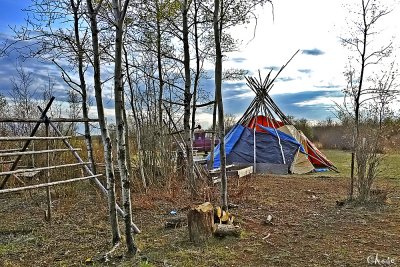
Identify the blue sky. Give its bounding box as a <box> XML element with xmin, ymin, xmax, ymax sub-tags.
<box><xmin>0</xmin><ymin>0</ymin><xmax>399</xmax><ymax>127</ymax></box>
<box><xmin>0</xmin><ymin>1</ymin><xmax>30</xmax><ymax>33</ymax></box>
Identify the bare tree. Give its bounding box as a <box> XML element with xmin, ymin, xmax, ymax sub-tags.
<box><xmin>86</xmin><ymin>0</ymin><xmax>121</xmax><ymax>246</ymax></box>
<box><xmin>340</xmin><ymin>0</ymin><xmax>397</xmax><ymax>201</ymax></box>
<box><xmin>213</xmin><ymin>0</ymin><xmax>229</xmax><ymax>209</ymax></box>
<box><xmin>111</xmin><ymin>0</ymin><xmax>137</xmax><ymax>254</ymax></box>
<box><xmin>211</xmin><ymin>0</ymin><xmax>273</xmax><ymax>209</ymax></box>
<box><xmin>9</xmin><ymin>62</ymin><xmax>39</xmax><ymax>136</ymax></box>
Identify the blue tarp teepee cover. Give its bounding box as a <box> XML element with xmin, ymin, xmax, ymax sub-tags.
<box><xmin>208</xmin><ymin>124</ymin><xmax>305</xmax><ymax>169</ymax></box>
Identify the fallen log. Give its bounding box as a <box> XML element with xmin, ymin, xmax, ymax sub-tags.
<box><xmin>213</xmin><ymin>224</ymin><xmax>241</xmax><ymax>237</ymax></box>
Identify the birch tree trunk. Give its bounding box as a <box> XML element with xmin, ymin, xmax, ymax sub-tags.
<box><xmin>112</xmin><ymin>0</ymin><xmax>137</xmax><ymax>255</ymax></box>
<box><xmin>182</xmin><ymin>0</ymin><xmax>196</xmax><ymax>196</ymax></box>
<box><xmin>71</xmin><ymin>0</ymin><xmax>96</xmax><ymax>174</ymax></box>
<box><xmin>124</xmin><ymin>49</ymin><xmax>147</xmax><ymax>190</ymax></box>
<box><xmin>86</xmin><ymin>0</ymin><xmax>121</xmax><ymax>245</ymax></box>
<box><xmin>214</xmin><ymin>0</ymin><xmax>228</xmax><ymax>210</ymax></box>
<box><xmin>155</xmin><ymin>0</ymin><xmax>164</xmax><ymax>127</ymax></box>
<box><xmin>191</xmin><ymin>0</ymin><xmax>201</xmax><ymax>135</ymax></box>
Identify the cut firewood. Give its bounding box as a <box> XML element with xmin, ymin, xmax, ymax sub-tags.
<box><xmin>187</xmin><ymin>202</ymin><xmax>214</xmax><ymax>244</ymax></box>
<box><xmin>213</xmin><ymin>224</ymin><xmax>241</xmax><ymax>237</ymax></box>
<box><xmin>214</xmin><ymin>206</ymin><xmax>234</xmax><ymax>225</ymax></box>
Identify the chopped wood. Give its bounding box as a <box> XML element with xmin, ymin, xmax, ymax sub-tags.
<box><xmin>188</xmin><ymin>202</ymin><xmax>214</xmax><ymax>243</ymax></box>
<box><xmin>214</xmin><ymin>206</ymin><xmax>234</xmax><ymax>224</ymax></box>
<box><xmin>213</xmin><ymin>224</ymin><xmax>241</xmax><ymax>237</ymax></box>
<box><xmin>164</xmin><ymin>216</ymin><xmax>187</xmax><ymax>228</ymax></box>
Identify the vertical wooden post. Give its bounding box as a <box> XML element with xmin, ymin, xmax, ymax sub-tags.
<box><xmin>45</xmin><ymin>121</ymin><xmax>52</xmax><ymax>222</ymax></box>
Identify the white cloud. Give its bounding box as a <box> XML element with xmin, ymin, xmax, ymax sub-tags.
<box><xmin>224</xmin><ymin>0</ymin><xmax>400</xmax><ymax>99</ymax></box>
<box><xmin>294</xmin><ymin>96</ymin><xmax>343</xmax><ymax>107</ymax></box>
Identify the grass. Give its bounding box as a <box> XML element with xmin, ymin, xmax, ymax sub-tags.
<box><xmin>1</xmin><ymin>149</ymin><xmax>399</xmax><ymax>266</ymax></box>
<box><xmin>314</xmin><ymin>149</ymin><xmax>400</xmax><ymax>179</ymax></box>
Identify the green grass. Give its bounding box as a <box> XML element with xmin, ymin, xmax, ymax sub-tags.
<box><xmin>320</xmin><ymin>149</ymin><xmax>400</xmax><ymax>179</ymax></box>
<box><xmin>378</xmin><ymin>153</ymin><xmax>400</xmax><ymax>179</ymax></box>
<box><xmin>0</xmin><ymin>243</ymin><xmax>17</xmax><ymax>256</ymax></box>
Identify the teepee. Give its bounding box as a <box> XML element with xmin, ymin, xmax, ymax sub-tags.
<box><xmin>208</xmin><ymin>51</ymin><xmax>338</xmax><ymax>174</ymax></box>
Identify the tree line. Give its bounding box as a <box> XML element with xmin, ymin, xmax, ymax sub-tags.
<box><xmin>1</xmin><ymin>0</ymin><xmax>273</xmax><ymax>255</ymax></box>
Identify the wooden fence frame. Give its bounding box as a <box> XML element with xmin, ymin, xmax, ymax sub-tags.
<box><xmin>0</xmin><ymin>97</ymin><xmax>140</xmax><ymax>233</ymax></box>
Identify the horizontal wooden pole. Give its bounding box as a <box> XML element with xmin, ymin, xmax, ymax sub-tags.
<box><xmin>0</xmin><ymin>161</ymin><xmax>15</xmax><ymax>164</ymax></box>
<box><xmin>0</xmin><ymin>162</ymin><xmax>91</xmax><ymax>176</ymax></box>
<box><xmin>0</xmin><ymin>136</ymin><xmax>71</xmax><ymax>141</ymax></box>
<box><xmin>0</xmin><ymin>118</ymin><xmax>99</xmax><ymax>123</ymax></box>
<box><xmin>0</xmin><ymin>148</ymin><xmax>81</xmax><ymax>158</ymax></box>
<box><xmin>0</xmin><ymin>174</ymin><xmax>103</xmax><ymax>194</ymax></box>
<box><xmin>0</xmin><ymin>148</ymin><xmax>23</xmax><ymax>153</ymax></box>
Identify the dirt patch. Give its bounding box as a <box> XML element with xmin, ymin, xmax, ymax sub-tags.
<box><xmin>1</xmin><ymin>175</ymin><xmax>399</xmax><ymax>266</ymax></box>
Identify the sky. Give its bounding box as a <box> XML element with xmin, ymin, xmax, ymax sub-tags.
<box><xmin>0</xmin><ymin>0</ymin><xmax>399</xmax><ymax>128</ymax></box>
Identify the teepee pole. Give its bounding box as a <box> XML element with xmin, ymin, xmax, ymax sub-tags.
<box><xmin>274</xmin><ymin>125</ymin><xmax>286</xmax><ymax>165</ymax></box>
<box><xmin>253</xmin><ymin>127</ymin><xmax>256</xmax><ymax>173</ymax></box>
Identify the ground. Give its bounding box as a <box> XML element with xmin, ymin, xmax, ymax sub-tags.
<box><xmin>1</xmin><ymin>150</ymin><xmax>400</xmax><ymax>267</ymax></box>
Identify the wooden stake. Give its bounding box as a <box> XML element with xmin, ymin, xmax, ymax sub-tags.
<box><xmin>45</xmin><ymin>122</ymin><xmax>52</xmax><ymax>222</ymax></box>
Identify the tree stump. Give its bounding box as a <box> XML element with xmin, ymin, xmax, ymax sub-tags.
<box><xmin>188</xmin><ymin>202</ymin><xmax>214</xmax><ymax>244</ymax></box>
